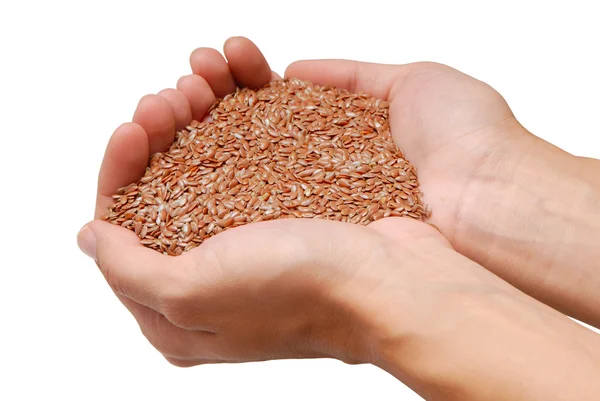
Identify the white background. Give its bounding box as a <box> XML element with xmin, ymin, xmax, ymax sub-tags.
<box><xmin>1</xmin><ymin>1</ymin><xmax>599</xmax><ymax>400</ymax></box>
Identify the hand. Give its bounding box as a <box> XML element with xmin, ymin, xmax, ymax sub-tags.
<box><xmin>83</xmin><ymin>37</ymin><xmax>478</xmax><ymax>367</ymax></box>
<box><xmin>80</xmin><ymin>208</ymin><xmax>600</xmax><ymax>400</ymax></box>
<box><xmin>80</xmin><ymin>36</ymin><xmax>424</xmax><ymax>366</ymax></box>
<box><xmin>285</xmin><ymin>59</ymin><xmax>600</xmax><ymax>327</ymax></box>
<box><xmin>287</xmin><ymin>58</ymin><xmax>518</xmax><ymax>234</ymax></box>
<box><xmin>79</xmin><ymin>37</ymin><xmax>600</xmax><ymax>400</ymax></box>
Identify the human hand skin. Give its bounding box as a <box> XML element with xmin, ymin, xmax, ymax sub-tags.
<box><xmin>285</xmin><ymin>58</ymin><xmax>600</xmax><ymax>328</ymax></box>
<box><xmin>82</xmin><ymin>214</ymin><xmax>600</xmax><ymax>400</ymax></box>
<box><xmin>78</xmin><ymin>37</ymin><xmax>600</xmax><ymax>399</ymax></box>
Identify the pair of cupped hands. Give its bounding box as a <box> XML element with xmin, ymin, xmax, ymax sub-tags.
<box><xmin>78</xmin><ymin>37</ymin><xmax>600</xmax><ymax>399</ymax></box>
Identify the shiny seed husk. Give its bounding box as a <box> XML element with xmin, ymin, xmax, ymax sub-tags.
<box><xmin>104</xmin><ymin>79</ymin><xmax>429</xmax><ymax>255</ymax></box>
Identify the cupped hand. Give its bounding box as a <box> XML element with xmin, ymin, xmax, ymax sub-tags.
<box><xmin>285</xmin><ymin>58</ymin><xmax>600</xmax><ymax>328</ymax></box>
<box><xmin>77</xmin><ymin>37</ymin><xmax>600</xmax><ymax>400</ymax></box>
<box><xmin>286</xmin><ymin>59</ymin><xmax>524</xmax><ymax>245</ymax></box>
<box><xmin>78</xmin><ymin>37</ymin><xmax>513</xmax><ymax>368</ymax></box>
<box><xmin>83</xmin><ymin>206</ymin><xmax>472</xmax><ymax>367</ymax></box>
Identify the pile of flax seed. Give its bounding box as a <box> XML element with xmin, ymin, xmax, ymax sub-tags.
<box><xmin>105</xmin><ymin>79</ymin><xmax>429</xmax><ymax>255</ymax></box>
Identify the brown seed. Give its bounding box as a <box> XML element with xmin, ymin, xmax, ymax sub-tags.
<box><xmin>216</xmin><ymin>218</ymin><xmax>234</xmax><ymax>228</ymax></box>
<box><xmin>105</xmin><ymin>79</ymin><xmax>428</xmax><ymax>255</ymax></box>
<box><xmin>134</xmin><ymin>221</ymin><xmax>142</xmax><ymax>236</ymax></box>
<box><xmin>234</xmin><ymin>215</ymin><xmax>247</xmax><ymax>223</ymax></box>
<box><xmin>397</xmin><ymin>170</ymin><xmax>409</xmax><ymax>182</ymax></box>
<box><xmin>372</xmin><ymin>211</ymin><xmax>386</xmax><ymax>221</ymax></box>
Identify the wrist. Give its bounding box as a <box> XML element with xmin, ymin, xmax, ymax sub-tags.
<box><xmin>454</xmin><ymin>122</ymin><xmax>600</xmax><ymax>326</ymax></box>
<box><xmin>363</xmin><ymin>255</ymin><xmax>600</xmax><ymax>400</ymax></box>
<box><xmin>326</xmin><ymin>228</ymin><xmax>600</xmax><ymax>400</ymax></box>
<box><xmin>333</xmin><ymin>236</ymin><xmax>506</xmax><ymax>367</ymax></box>
<box><xmin>343</xmin><ymin>245</ymin><xmax>504</xmax><ymax>398</ymax></box>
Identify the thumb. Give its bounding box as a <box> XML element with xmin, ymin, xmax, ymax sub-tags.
<box><xmin>77</xmin><ymin>220</ymin><xmax>180</xmax><ymax>310</ymax></box>
<box><xmin>284</xmin><ymin>59</ymin><xmax>414</xmax><ymax>100</ymax></box>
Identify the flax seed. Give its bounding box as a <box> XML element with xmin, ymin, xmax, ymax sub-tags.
<box><xmin>106</xmin><ymin>79</ymin><xmax>428</xmax><ymax>255</ymax></box>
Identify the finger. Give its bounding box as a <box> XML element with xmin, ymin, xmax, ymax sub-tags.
<box><xmin>158</xmin><ymin>88</ymin><xmax>193</xmax><ymax>130</ymax></box>
<box><xmin>189</xmin><ymin>47</ymin><xmax>236</xmax><ymax>98</ymax></box>
<box><xmin>118</xmin><ymin>294</ymin><xmax>220</xmax><ymax>361</ymax></box>
<box><xmin>223</xmin><ymin>36</ymin><xmax>272</xmax><ymax>89</ymax></box>
<box><xmin>176</xmin><ymin>74</ymin><xmax>216</xmax><ymax>121</ymax></box>
<box><xmin>132</xmin><ymin>94</ymin><xmax>176</xmax><ymax>154</ymax></box>
<box><xmin>95</xmin><ymin>122</ymin><xmax>149</xmax><ymax>218</ymax></box>
<box><xmin>78</xmin><ymin>220</ymin><xmax>180</xmax><ymax>311</ymax></box>
<box><xmin>285</xmin><ymin>60</ymin><xmax>413</xmax><ymax>100</ymax></box>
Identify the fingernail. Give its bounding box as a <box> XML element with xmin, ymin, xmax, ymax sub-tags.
<box><xmin>77</xmin><ymin>225</ymin><xmax>97</xmax><ymax>260</ymax></box>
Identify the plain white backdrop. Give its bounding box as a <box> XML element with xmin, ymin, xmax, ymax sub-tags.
<box><xmin>1</xmin><ymin>1</ymin><xmax>599</xmax><ymax>400</ymax></box>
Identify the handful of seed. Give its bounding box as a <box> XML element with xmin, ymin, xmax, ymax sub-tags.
<box><xmin>105</xmin><ymin>79</ymin><xmax>430</xmax><ymax>255</ymax></box>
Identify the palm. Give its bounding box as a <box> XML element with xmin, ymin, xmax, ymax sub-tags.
<box><xmin>388</xmin><ymin>63</ymin><xmax>517</xmax><ymax>238</ymax></box>
<box><xmin>170</xmin><ymin>217</ymin><xmax>439</xmax><ymax>363</ymax></box>
<box><xmin>285</xmin><ymin>60</ymin><xmax>523</xmax><ymax>243</ymax></box>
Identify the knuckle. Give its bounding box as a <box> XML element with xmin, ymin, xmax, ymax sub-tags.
<box><xmin>156</xmin><ymin>258</ymin><xmax>203</xmax><ymax>330</ymax></box>
<box><xmin>140</xmin><ymin>314</ymin><xmax>189</xmax><ymax>359</ymax></box>
<box><xmin>412</xmin><ymin>61</ymin><xmax>447</xmax><ymax>72</ymax></box>
<box><xmin>139</xmin><ymin>93</ymin><xmax>157</xmax><ymax>104</ymax></box>
<box><xmin>164</xmin><ymin>356</ymin><xmax>198</xmax><ymax>368</ymax></box>
<box><xmin>161</xmin><ymin>294</ymin><xmax>196</xmax><ymax>330</ymax></box>
<box><xmin>157</xmin><ymin>286</ymin><xmax>191</xmax><ymax>326</ymax></box>
<box><xmin>405</xmin><ymin>62</ymin><xmax>453</xmax><ymax>81</ymax></box>
<box><xmin>158</xmin><ymin>88</ymin><xmax>175</xmax><ymax>96</ymax></box>
<box><xmin>341</xmin><ymin>357</ymin><xmax>365</xmax><ymax>366</ymax></box>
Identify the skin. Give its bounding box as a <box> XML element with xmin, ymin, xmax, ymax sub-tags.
<box><xmin>79</xmin><ymin>37</ymin><xmax>600</xmax><ymax>400</ymax></box>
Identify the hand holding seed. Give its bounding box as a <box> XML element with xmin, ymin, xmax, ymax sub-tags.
<box><xmin>79</xmin><ymin>36</ymin><xmax>451</xmax><ymax>366</ymax></box>
<box><xmin>81</xmin><ymin>206</ymin><xmax>465</xmax><ymax>366</ymax></box>
<box><xmin>78</xmin><ymin>37</ymin><xmax>600</xmax><ymax>399</ymax></box>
